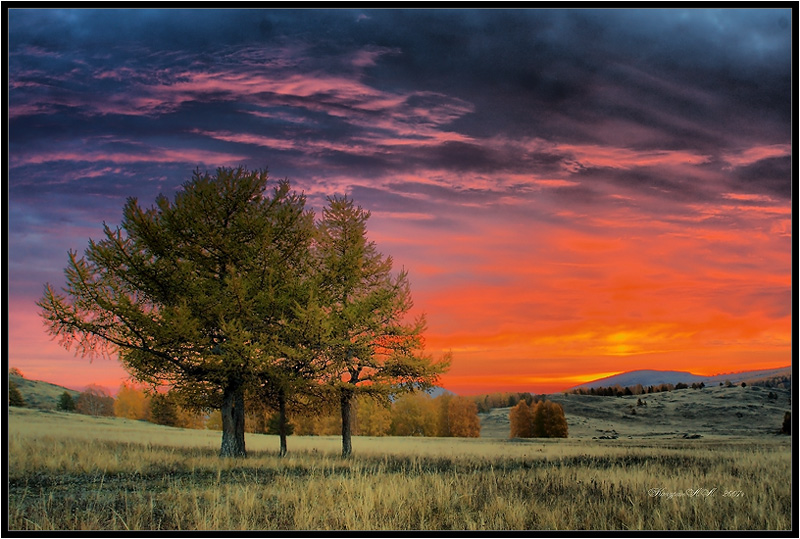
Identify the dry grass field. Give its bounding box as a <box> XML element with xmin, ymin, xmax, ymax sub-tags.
<box><xmin>7</xmin><ymin>397</ymin><xmax>792</xmax><ymax>532</ymax></box>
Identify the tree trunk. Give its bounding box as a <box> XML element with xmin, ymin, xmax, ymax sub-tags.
<box><xmin>340</xmin><ymin>386</ymin><xmax>354</xmax><ymax>458</ymax></box>
<box><xmin>220</xmin><ymin>383</ymin><xmax>247</xmax><ymax>458</ymax></box>
<box><xmin>278</xmin><ymin>387</ymin><xmax>288</xmax><ymax>458</ymax></box>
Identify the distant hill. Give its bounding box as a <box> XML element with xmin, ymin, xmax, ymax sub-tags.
<box><xmin>571</xmin><ymin>366</ymin><xmax>791</xmax><ymax>391</ymax></box>
<box><xmin>425</xmin><ymin>386</ymin><xmax>454</xmax><ymax>398</ymax></box>
<box><xmin>478</xmin><ymin>382</ymin><xmax>792</xmax><ymax>439</ymax></box>
<box><xmin>8</xmin><ymin>373</ymin><xmax>80</xmax><ymax>410</ymax></box>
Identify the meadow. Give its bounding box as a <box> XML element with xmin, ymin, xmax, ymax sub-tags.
<box><xmin>7</xmin><ymin>407</ymin><xmax>792</xmax><ymax>531</ymax></box>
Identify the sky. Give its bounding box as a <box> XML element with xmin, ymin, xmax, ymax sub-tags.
<box><xmin>6</xmin><ymin>8</ymin><xmax>794</xmax><ymax>395</ymax></box>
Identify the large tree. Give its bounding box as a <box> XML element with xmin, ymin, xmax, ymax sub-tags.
<box><xmin>38</xmin><ymin>167</ymin><xmax>311</xmax><ymax>457</ymax></box>
<box><xmin>315</xmin><ymin>196</ymin><xmax>450</xmax><ymax>457</ymax></box>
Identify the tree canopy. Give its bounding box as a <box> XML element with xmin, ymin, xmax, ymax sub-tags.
<box><xmin>39</xmin><ymin>167</ymin><xmax>449</xmax><ymax>458</ymax></box>
<box><xmin>314</xmin><ymin>196</ymin><xmax>451</xmax><ymax>456</ymax></box>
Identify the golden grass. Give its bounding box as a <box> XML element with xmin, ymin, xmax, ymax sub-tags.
<box><xmin>7</xmin><ymin>408</ymin><xmax>792</xmax><ymax>531</ymax></box>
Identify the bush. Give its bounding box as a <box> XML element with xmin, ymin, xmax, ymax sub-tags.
<box><xmin>58</xmin><ymin>391</ymin><xmax>76</xmax><ymax>412</ymax></box>
<box><xmin>8</xmin><ymin>381</ymin><xmax>25</xmax><ymax>407</ymax></box>
<box><xmin>76</xmin><ymin>386</ymin><xmax>115</xmax><ymax>417</ymax></box>
<box><xmin>509</xmin><ymin>399</ymin><xmax>568</xmax><ymax>438</ymax></box>
<box><xmin>446</xmin><ymin>396</ymin><xmax>481</xmax><ymax>437</ymax></box>
<box><xmin>509</xmin><ymin>401</ymin><xmax>533</xmax><ymax>438</ymax></box>
<box><xmin>148</xmin><ymin>393</ymin><xmax>179</xmax><ymax>426</ymax></box>
<box><xmin>781</xmin><ymin>412</ymin><xmax>790</xmax><ymax>435</ymax></box>
<box><xmin>266</xmin><ymin>413</ymin><xmax>295</xmax><ymax>436</ymax></box>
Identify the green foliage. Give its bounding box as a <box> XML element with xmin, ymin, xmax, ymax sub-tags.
<box><xmin>266</xmin><ymin>413</ymin><xmax>295</xmax><ymax>436</ymax></box>
<box><xmin>314</xmin><ymin>196</ymin><xmax>450</xmax><ymax>455</ymax></box>
<box><xmin>315</xmin><ymin>196</ymin><xmax>449</xmax><ymax>397</ymax></box>
<box><xmin>148</xmin><ymin>393</ymin><xmax>179</xmax><ymax>427</ymax></box>
<box><xmin>9</xmin><ymin>381</ymin><xmax>26</xmax><ymax>407</ymax></box>
<box><xmin>37</xmin><ymin>167</ymin><xmax>449</xmax><ymax>458</ymax></box>
<box><xmin>58</xmin><ymin>391</ymin><xmax>76</xmax><ymax>412</ymax></box>
<box><xmin>37</xmin><ymin>167</ymin><xmax>316</xmax><ymax>458</ymax></box>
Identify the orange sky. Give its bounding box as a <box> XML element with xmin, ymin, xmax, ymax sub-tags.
<box><xmin>12</xmin><ymin>175</ymin><xmax>790</xmax><ymax>397</ymax></box>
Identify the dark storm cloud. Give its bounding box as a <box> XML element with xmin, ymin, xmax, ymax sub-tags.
<box><xmin>730</xmin><ymin>156</ymin><xmax>793</xmax><ymax>200</ymax></box>
<box><xmin>348</xmin><ymin>9</ymin><xmax>791</xmax><ymax>148</ymax></box>
<box><xmin>7</xmin><ymin>8</ymin><xmax>792</xmax><ymax>228</ymax></box>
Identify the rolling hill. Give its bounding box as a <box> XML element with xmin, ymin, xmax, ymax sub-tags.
<box><xmin>8</xmin><ymin>373</ymin><xmax>80</xmax><ymax>410</ymax></box>
<box><xmin>570</xmin><ymin>366</ymin><xmax>791</xmax><ymax>390</ymax></box>
<box><xmin>479</xmin><ymin>382</ymin><xmax>792</xmax><ymax>439</ymax></box>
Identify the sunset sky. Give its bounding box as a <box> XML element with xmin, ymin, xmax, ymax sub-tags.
<box><xmin>7</xmin><ymin>8</ymin><xmax>793</xmax><ymax>395</ymax></box>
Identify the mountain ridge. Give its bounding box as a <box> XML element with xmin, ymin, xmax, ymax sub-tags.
<box><xmin>570</xmin><ymin>366</ymin><xmax>791</xmax><ymax>390</ymax></box>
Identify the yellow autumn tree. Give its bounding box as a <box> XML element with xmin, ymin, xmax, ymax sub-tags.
<box><xmin>510</xmin><ymin>399</ymin><xmax>567</xmax><ymax>438</ymax></box>
<box><xmin>447</xmin><ymin>396</ymin><xmax>480</xmax><ymax>438</ymax></box>
<box><xmin>509</xmin><ymin>400</ymin><xmax>533</xmax><ymax>438</ymax></box>
<box><xmin>389</xmin><ymin>392</ymin><xmax>438</xmax><ymax>436</ymax></box>
<box><xmin>355</xmin><ymin>396</ymin><xmax>391</xmax><ymax>436</ymax></box>
<box><xmin>114</xmin><ymin>383</ymin><xmax>150</xmax><ymax>420</ymax></box>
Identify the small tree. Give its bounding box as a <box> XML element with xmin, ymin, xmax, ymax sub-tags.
<box><xmin>510</xmin><ymin>399</ymin><xmax>568</xmax><ymax>438</ymax></box>
<box><xmin>148</xmin><ymin>392</ymin><xmax>179</xmax><ymax>426</ymax></box>
<box><xmin>781</xmin><ymin>412</ymin><xmax>791</xmax><ymax>435</ymax></box>
<box><xmin>435</xmin><ymin>393</ymin><xmax>454</xmax><ymax>437</ymax></box>
<box><xmin>8</xmin><ymin>381</ymin><xmax>25</xmax><ymax>407</ymax></box>
<box><xmin>58</xmin><ymin>391</ymin><xmax>76</xmax><ymax>412</ymax></box>
<box><xmin>266</xmin><ymin>413</ymin><xmax>295</xmax><ymax>436</ymax></box>
<box><xmin>355</xmin><ymin>395</ymin><xmax>392</xmax><ymax>436</ymax></box>
<box><xmin>447</xmin><ymin>396</ymin><xmax>481</xmax><ymax>438</ymax></box>
<box><xmin>530</xmin><ymin>401</ymin><xmax>546</xmax><ymax>436</ymax></box>
<box><xmin>509</xmin><ymin>400</ymin><xmax>533</xmax><ymax>438</ymax></box>
<box><xmin>315</xmin><ymin>196</ymin><xmax>450</xmax><ymax>456</ymax></box>
<box><xmin>114</xmin><ymin>383</ymin><xmax>150</xmax><ymax>420</ymax></box>
<box><xmin>389</xmin><ymin>392</ymin><xmax>438</xmax><ymax>437</ymax></box>
<box><xmin>540</xmin><ymin>400</ymin><xmax>569</xmax><ymax>438</ymax></box>
<box><xmin>76</xmin><ymin>385</ymin><xmax>114</xmax><ymax>416</ymax></box>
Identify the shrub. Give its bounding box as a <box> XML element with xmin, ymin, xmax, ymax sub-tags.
<box><xmin>58</xmin><ymin>391</ymin><xmax>76</xmax><ymax>412</ymax></box>
<box><xmin>148</xmin><ymin>392</ymin><xmax>179</xmax><ymax>426</ymax></box>
<box><xmin>8</xmin><ymin>381</ymin><xmax>25</xmax><ymax>407</ymax></box>
<box><xmin>75</xmin><ymin>386</ymin><xmax>115</xmax><ymax>417</ymax></box>
<box><xmin>509</xmin><ymin>399</ymin><xmax>567</xmax><ymax>438</ymax></box>
<box><xmin>509</xmin><ymin>401</ymin><xmax>533</xmax><ymax>438</ymax></box>
<box><xmin>267</xmin><ymin>413</ymin><xmax>295</xmax><ymax>436</ymax></box>
<box><xmin>781</xmin><ymin>412</ymin><xmax>790</xmax><ymax>435</ymax></box>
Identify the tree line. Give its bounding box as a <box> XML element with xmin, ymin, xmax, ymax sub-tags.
<box><xmin>569</xmin><ymin>382</ymin><xmax>708</xmax><ymax>397</ymax></box>
<box><xmin>45</xmin><ymin>382</ymin><xmax>480</xmax><ymax>438</ymax></box>
<box><xmin>38</xmin><ymin>167</ymin><xmax>451</xmax><ymax>458</ymax></box>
